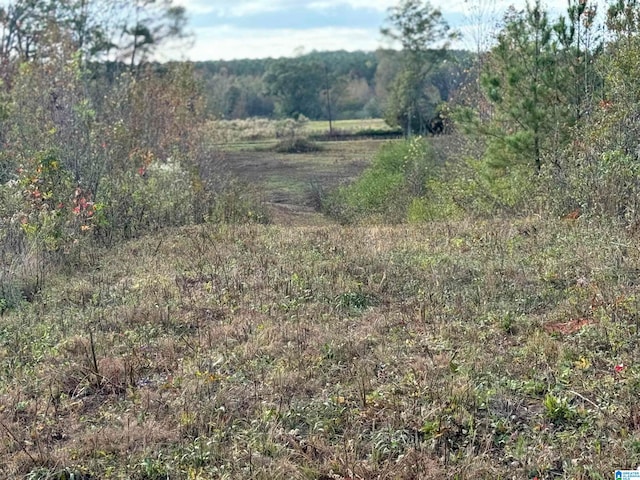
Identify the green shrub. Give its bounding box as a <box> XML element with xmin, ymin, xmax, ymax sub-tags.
<box><xmin>273</xmin><ymin>137</ymin><xmax>322</xmax><ymax>153</ymax></box>
<box><xmin>541</xmin><ymin>125</ymin><xmax>640</xmax><ymax>227</ymax></box>
<box><xmin>325</xmin><ymin>137</ymin><xmax>437</xmax><ymax>223</ymax></box>
<box><xmin>0</xmin><ymin>149</ymin><xmax>95</xmax><ymax>306</ymax></box>
<box><xmin>423</xmin><ymin>157</ymin><xmax>538</xmax><ymax>219</ymax></box>
<box><xmin>93</xmin><ymin>160</ymin><xmax>201</xmax><ymax>245</ymax></box>
<box><xmin>343</xmin><ymin>133</ymin><xmax>539</xmax><ymax>223</ymax></box>
<box><xmin>536</xmin><ymin>34</ymin><xmax>640</xmax><ymax>226</ymax></box>
<box><xmin>406</xmin><ymin>197</ymin><xmax>432</xmax><ymax>223</ymax></box>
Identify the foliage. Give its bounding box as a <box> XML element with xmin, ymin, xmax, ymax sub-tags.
<box><xmin>0</xmin><ymin>0</ymin><xmax>190</xmax><ymax>65</ymax></box>
<box><xmin>2</xmin><ymin>47</ymin><xmax>209</xmax><ymax>240</ymax></box>
<box><xmin>540</xmin><ymin>7</ymin><xmax>640</xmax><ymax>227</ymax></box>
<box><xmin>264</xmin><ymin>58</ymin><xmax>325</xmax><ymax>119</ymax></box>
<box><xmin>456</xmin><ymin>0</ymin><xmax>600</xmax><ymax>173</ymax></box>
<box><xmin>205</xmin><ymin>74</ymin><xmax>275</xmax><ymax>119</ymax></box>
<box><xmin>381</xmin><ymin>0</ymin><xmax>458</xmax><ymax>136</ymax></box>
<box><xmin>443</xmin><ymin>0</ymin><xmax>640</xmax><ymax>228</ymax></box>
<box><xmin>92</xmin><ymin>161</ymin><xmax>199</xmax><ymax>244</ymax></box>
<box><xmin>0</xmin><ymin>6</ymin><xmax>257</xmax><ymax>313</ymax></box>
<box><xmin>196</xmin><ymin>49</ymin><xmax>472</xmax><ymax>123</ymax></box>
<box><xmin>326</xmin><ymin>137</ymin><xmax>436</xmax><ymax>222</ymax></box>
<box><xmin>114</xmin><ymin>0</ymin><xmax>190</xmax><ymax>67</ymax></box>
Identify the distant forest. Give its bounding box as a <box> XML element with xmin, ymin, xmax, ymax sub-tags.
<box><xmin>192</xmin><ymin>49</ymin><xmax>474</xmax><ymax>126</ymax></box>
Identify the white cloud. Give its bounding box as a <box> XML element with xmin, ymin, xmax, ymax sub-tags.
<box><xmin>178</xmin><ymin>0</ymin><xmax>570</xmax><ymax>22</ymax></box>
<box><xmin>160</xmin><ymin>0</ymin><xmax>594</xmax><ymax>61</ymax></box>
<box><xmin>166</xmin><ymin>25</ymin><xmax>386</xmax><ymax>61</ymax></box>
<box><xmin>308</xmin><ymin>0</ymin><xmax>396</xmax><ymax>10</ymax></box>
<box><xmin>176</xmin><ymin>0</ymin><xmax>397</xmax><ymax>17</ymax></box>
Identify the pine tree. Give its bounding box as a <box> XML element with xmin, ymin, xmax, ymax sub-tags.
<box><xmin>458</xmin><ymin>0</ymin><xmax>600</xmax><ymax>173</ymax></box>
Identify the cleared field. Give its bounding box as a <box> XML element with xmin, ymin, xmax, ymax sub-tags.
<box><xmin>220</xmin><ymin>139</ymin><xmax>387</xmax><ymax>211</ymax></box>
<box><xmin>206</xmin><ymin>118</ymin><xmax>397</xmax><ymax>148</ymax></box>
<box><xmin>5</xmin><ymin>122</ymin><xmax>632</xmax><ymax>478</ymax></box>
<box><xmin>204</xmin><ymin>118</ymin><xmax>403</xmax><ymax>225</ymax></box>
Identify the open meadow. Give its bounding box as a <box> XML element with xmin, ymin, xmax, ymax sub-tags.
<box><xmin>304</xmin><ymin>119</ymin><xmax>398</xmax><ymax>135</ymax></box>
<box><xmin>4</xmin><ymin>0</ymin><xmax>640</xmax><ymax>477</ymax></box>
<box><xmin>207</xmin><ymin>118</ymin><xmax>397</xmax><ymax>225</ymax></box>
<box><xmin>209</xmin><ymin>118</ymin><xmax>459</xmax><ymax>225</ymax></box>
<box><xmin>2</xmin><ymin>123</ymin><xmax>640</xmax><ymax>479</ymax></box>
<box><xmin>221</xmin><ymin>139</ymin><xmax>381</xmax><ymax>219</ymax></box>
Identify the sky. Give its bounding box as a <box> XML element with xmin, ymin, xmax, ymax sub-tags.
<box><xmin>167</xmin><ymin>0</ymin><xmax>571</xmax><ymax>62</ymax></box>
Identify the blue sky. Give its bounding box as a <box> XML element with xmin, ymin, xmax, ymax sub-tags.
<box><xmin>166</xmin><ymin>0</ymin><xmax>571</xmax><ymax>61</ymax></box>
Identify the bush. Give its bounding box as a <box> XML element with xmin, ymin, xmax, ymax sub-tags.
<box><xmin>325</xmin><ymin>137</ymin><xmax>437</xmax><ymax>223</ymax></box>
<box><xmin>273</xmin><ymin>137</ymin><xmax>322</xmax><ymax>153</ymax></box>
<box><xmin>92</xmin><ymin>160</ymin><xmax>202</xmax><ymax>245</ymax></box>
<box><xmin>0</xmin><ymin>39</ymin><xmax>261</xmax><ymax>309</ymax></box>
<box><xmin>423</xmin><ymin>156</ymin><xmax>539</xmax><ymax>220</ymax></box>
<box><xmin>325</xmin><ymin>132</ymin><xmax>542</xmax><ymax>224</ymax></box>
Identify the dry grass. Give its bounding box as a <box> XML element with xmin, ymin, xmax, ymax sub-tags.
<box><xmin>206</xmin><ymin>118</ymin><xmax>395</xmax><ymax>148</ymax></box>
<box><xmin>1</xmin><ymin>216</ymin><xmax>640</xmax><ymax>478</ymax></box>
<box><xmin>305</xmin><ymin>119</ymin><xmax>395</xmax><ymax>134</ymax></box>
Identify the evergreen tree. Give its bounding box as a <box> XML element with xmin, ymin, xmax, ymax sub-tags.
<box><xmin>459</xmin><ymin>0</ymin><xmax>600</xmax><ymax>172</ymax></box>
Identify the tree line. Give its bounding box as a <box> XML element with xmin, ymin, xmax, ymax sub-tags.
<box><xmin>194</xmin><ymin>48</ymin><xmax>473</xmax><ymax>134</ymax></box>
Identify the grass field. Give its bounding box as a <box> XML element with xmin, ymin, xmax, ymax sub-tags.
<box><xmin>2</xmin><ymin>216</ymin><xmax>640</xmax><ymax>478</ymax></box>
<box><xmin>221</xmin><ymin>139</ymin><xmax>385</xmax><ymax>208</ymax></box>
<box><xmin>304</xmin><ymin>119</ymin><xmax>396</xmax><ymax>134</ymax></box>
<box><xmin>3</xmin><ymin>124</ymin><xmax>640</xmax><ymax>479</ymax></box>
<box><xmin>206</xmin><ymin>118</ymin><xmax>398</xmax><ymax>149</ymax></box>
<box><xmin>215</xmin><ymin>129</ymin><xmax>457</xmax><ymax>216</ymax></box>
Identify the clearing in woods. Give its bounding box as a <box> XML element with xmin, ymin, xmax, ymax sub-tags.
<box><xmin>220</xmin><ymin>137</ymin><xmax>385</xmax><ymax>225</ymax></box>
<box><xmin>216</xmin><ymin>120</ymin><xmax>460</xmax><ymax>226</ymax></box>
